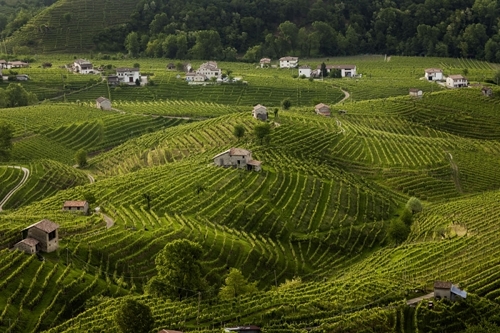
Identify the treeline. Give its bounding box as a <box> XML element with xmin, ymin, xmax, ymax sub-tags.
<box><xmin>90</xmin><ymin>0</ymin><xmax>500</xmax><ymax>62</ymax></box>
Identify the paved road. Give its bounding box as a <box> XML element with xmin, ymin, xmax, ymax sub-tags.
<box><xmin>407</xmin><ymin>292</ymin><xmax>434</xmax><ymax>306</ymax></box>
<box><xmin>0</xmin><ymin>166</ymin><xmax>30</xmax><ymax>211</ymax></box>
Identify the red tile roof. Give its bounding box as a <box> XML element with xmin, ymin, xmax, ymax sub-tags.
<box><xmin>63</xmin><ymin>201</ymin><xmax>88</xmax><ymax>208</ymax></box>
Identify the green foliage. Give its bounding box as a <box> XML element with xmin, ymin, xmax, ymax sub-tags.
<box><xmin>400</xmin><ymin>209</ymin><xmax>413</xmax><ymax>226</ymax></box>
<box><xmin>125</xmin><ymin>32</ymin><xmax>140</xmax><ymax>57</ymax></box>
<box><xmin>114</xmin><ymin>299</ymin><xmax>154</xmax><ymax>333</ymax></box>
<box><xmin>406</xmin><ymin>197</ymin><xmax>423</xmax><ymax>214</ymax></box>
<box><xmin>388</xmin><ymin>219</ymin><xmax>410</xmax><ymax>244</ymax></box>
<box><xmin>254</xmin><ymin>122</ymin><xmax>271</xmax><ymax>144</ymax></box>
<box><xmin>0</xmin><ymin>121</ymin><xmax>14</xmax><ymax>161</ymax></box>
<box><xmin>233</xmin><ymin>124</ymin><xmax>245</xmax><ymax>139</ymax></box>
<box><xmin>493</xmin><ymin>70</ymin><xmax>500</xmax><ymax>85</ymax></box>
<box><xmin>5</xmin><ymin>83</ymin><xmax>36</xmax><ymax>107</ymax></box>
<box><xmin>281</xmin><ymin>98</ymin><xmax>292</xmax><ymax>110</ymax></box>
<box><xmin>219</xmin><ymin>268</ymin><xmax>257</xmax><ymax>300</ymax></box>
<box><xmin>75</xmin><ymin>148</ymin><xmax>87</xmax><ymax>167</ymax></box>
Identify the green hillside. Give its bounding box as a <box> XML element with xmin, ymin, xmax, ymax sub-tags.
<box><xmin>0</xmin><ymin>56</ymin><xmax>499</xmax><ymax>333</ymax></box>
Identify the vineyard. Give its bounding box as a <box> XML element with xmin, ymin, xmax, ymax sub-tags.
<box><xmin>0</xmin><ymin>56</ymin><xmax>499</xmax><ymax>333</ymax></box>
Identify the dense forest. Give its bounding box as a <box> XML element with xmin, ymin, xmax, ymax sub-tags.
<box><xmin>89</xmin><ymin>0</ymin><xmax>500</xmax><ymax>62</ymax></box>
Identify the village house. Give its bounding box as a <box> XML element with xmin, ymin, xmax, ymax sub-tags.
<box><xmin>95</xmin><ymin>97</ymin><xmax>112</xmax><ymax>111</ymax></box>
<box><xmin>196</xmin><ymin>61</ymin><xmax>221</xmax><ymax>79</ymax></box>
<box><xmin>116</xmin><ymin>67</ymin><xmax>145</xmax><ymax>85</ymax></box>
<box><xmin>14</xmin><ymin>219</ymin><xmax>60</xmax><ymax>254</ymax></box>
<box><xmin>299</xmin><ymin>65</ymin><xmax>311</xmax><ymax>78</ymax></box>
<box><xmin>186</xmin><ymin>73</ymin><xmax>207</xmax><ymax>82</ymax></box>
<box><xmin>409</xmin><ymin>88</ymin><xmax>423</xmax><ymax>97</ymax></box>
<box><xmin>317</xmin><ymin>65</ymin><xmax>357</xmax><ymax>77</ymax></box>
<box><xmin>213</xmin><ymin>148</ymin><xmax>262</xmax><ymax>172</ymax></box>
<box><xmin>72</xmin><ymin>59</ymin><xmax>94</xmax><ymax>74</ymax></box>
<box><xmin>63</xmin><ymin>200</ymin><xmax>90</xmax><ymax>214</ymax></box>
<box><xmin>315</xmin><ymin>103</ymin><xmax>331</xmax><ymax>116</ymax></box>
<box><xmin>260</xmin><ymin>58</ymin><xmax>271</xmax><ymax>68</ymax></box>
<box><xmin>8</xmin><ymin>61</ymin><xmax>29</xmax><ymax>69</ymax></box>
<box><xmin>279</xmin><ymin>56</ymin><xmax>299</xmax><ymax>68</ymax></box>
<box><xmin>482</xmin><ymin>87</ymin><xmax>493</xmax><ymax>97</ymax></box>
<box><xmin>424</xmin><ymin>68</ymin><xmax>443</xmax><ymax>81</ymax></box>
<box><xmin>0</xmin><ymin>60</ymin><xmax>7</xmax><ymax>69</ymax></box>
<box><xmin>446</xmin><ymin>75</ymin><xmax>468</xmax><ymax>88</ymax></box>
<box><xmin>252</xmin><ymin>104</ymin><xmax>268</xmax><ymax>121</ymax></box>
<box><xmin>434</xmin><ymin>281</ymin><xmax>467</xmax><ymax>301</ymax></box>
<box><xmin>107</xmin><ymin>75</ymin><xmax>120</xmax><ymax>86</ymax></box>
<box><xmin>224</xmin><ymin>326</ymin><xmax>261</xmax><ymax>333</ymax></box>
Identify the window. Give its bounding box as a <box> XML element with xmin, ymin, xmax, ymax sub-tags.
<box><xmin>48</xmin><ymin>230</ymin><xmax>56</xmax><ymax>241</ymax></box>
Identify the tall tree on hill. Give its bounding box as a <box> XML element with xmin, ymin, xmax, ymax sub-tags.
<box><xmin>0</xmin><ymin>121</ymin><xmax>14</xmax><ymax>161</ymax></box>
<box><xmin>6</xmin><ymin>83</ymin><xmax>30</xmax><ymax>107</ymax></box>
<box><xmin>190</xmin><ymin>30</ymin><xmax>222</xmax><ymax>59</ymax></box>
<box><xmin>254</xmin><ymin>123</ymin><xmax>271</xmax><ymax>145</ymax></box>
<box><xmin>219</xmin><ymin>268</ymin><xmax>258</xmax><ymax>300</ymax></box>
<box><xmin>114</xmin><ymin>299</ymin><xmax>154</xmax><ymax>333</ymax></box>
<box><xmin>125</xmin><ymin>32</ymin><xmax>140</xmax><ymax>57</ymax></box>
<box><xmin>75</xmin><ymin>149</ymin><xmax>87</xmax><ymax>167</ymax></box>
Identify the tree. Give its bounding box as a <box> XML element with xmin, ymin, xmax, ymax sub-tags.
<box><xmin>114</xmin><ymin>299</ymin><xmax>154</xmax><ymax>333</ymax></box>
<box><xmin>281</xmin><ymin>98</ymin><xmax>292</xmax><ymax>110</ymax></box>
<box><xmin>406</xmin><ymin>197</ymin><xmax>423</xmax><ymax>214</ymax></box>
<box><xmin>190</xmin><ymin>30</ymin><xmax>222</xmax><ymax>59</ymax></box>
<box><xmin>6</xmin><ymin>83</ymin><xmax>30</xmax><ymax>107</ymax></box>
<box><xmin>75</xmin><ymin>149</ymin><xmax>87</xmax><ymax>167</ymax></box>
<box><xmin>63</xmin><ymin>12</ymin><xmax>71</xmax><ymax>23</ymax></box>
<box><xmin>0</xmin><ymin>121</ymin><xmax>14</xmax><ymax>161</ymax></box>
<box><xmin>0</xmin><ymin>89</ymin><xmax>8</xmax><ymax>108</ymax></box>
<box><xmin>388</xmin><ymin>219</ymin><xmax>410</xmax><ymax>245</ymax></box>
<box><xmin>233</xmin><ymin>124</ymin><xmax>246</xmax><ymax>139</ymax></box>
<box><xmin>153</xmin><ymin>239</ymin><xmax>206</xmax><ymax>300</ymax></box>
<box><xmin>274</xmin><ymin>108</ymin><xmax>279</xmax><ymax>118</ymax></box>
<box><xmin>219</xmin><ymin>268</ymin><xmax>258</xmax><ymax>300</ymax></box>
<box><xmin>125</xmin><ymin>32</ymin><xmax>140</xmax><ymax>57</ymax></box>
<box><xmin>254</xmin><ymin>123</ymin><xmax>271</xmax><ymax>144</ymax></box>
<box><xmin>400</xmin><ymin>208</ymin><xmax>413</xmax><ymax>226</ymax></box>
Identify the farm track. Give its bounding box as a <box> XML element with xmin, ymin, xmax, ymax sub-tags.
<box><xmin>446</xmin><ymin>152</ymin><xmax>463</xmax><ymax>193</ymax></box>
<box><xmin>0</xmin><ymin>166</ymin><xmax>30</xmax><ymax>211</ymax></box>
<box><xmin>338</xmin><ymin>88</ymin><xmax>351</xmax><ymax>104</ymax></box>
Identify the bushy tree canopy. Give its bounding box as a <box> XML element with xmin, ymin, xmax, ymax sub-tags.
<box><xmin>0</xmin><ymin>121</ymin><xmax>14</xmax><ymax>161</ymax></box>
<box><xmin>114</xmin><ymin>299</ymin><xmax>154</xmax><ymax>333</ymax></box>
<box><xmin>219</xmin><ymin>268</ymin><xmax>257</xmax><ymax>300</ymax></box>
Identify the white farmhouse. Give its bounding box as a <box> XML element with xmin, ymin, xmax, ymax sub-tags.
<box><xmin>260</xmin><ymin>58</ymin><xmax>271</xmax><ymax>68</ymax></box>
<box><xmin>196</xmin><ymin>61</ymin><xmax>221</xmax><ymax>79</ymax></box>
<box><xmin>333</xmin><ymin>65</ymin><xmax>357</xmax><ymax>77</ymax></box>
<box><xmin>7</xmin><ymin>61</ymin><xmax>29</xmax><ymax>69</ymax></box>
<box><xmin>213</xmin><ymin>148</ymin><xmax>262</xmax><ymax>171</ymax></box>
<box><xmin>446</xmin><ymin>75</ymin><xmax>468</xmax><ymax>88</ymax></box>
<box><xmin>116</xmin><ymin>67</ymin><xmax>141</xmax><ymax>85</ymax></box>
<box><xmin>73</xmin><ymin>59</ymin><xmax>94</xmax><ymax>74</ymax></box>
<box><xmin>95</xmin><ymin>97</ymin><xmax>112</xmax><ymax>110</ymax></box>
<box><xmin>252</xmin><ymin>104</ymin><xmax>268</xmax><ymax>121</ymax></box>
<box><xmin>298</xmin><ymin>65</ymin><xmax>311</xmax><ymax>78</ymax></box>
<box><xmin>409</xmin><ymin>88</ymin><xmax>423</xmax><ymax>97</ymax></box>
<box><xmin>279</xmin><ymin>56</ymin><xmax>299</xmax><ymax>68</ymax></box>
<box><xmin>424</xmin><ymin>68</ymin><xmax>443</xmax><ymax>81</ymax></box>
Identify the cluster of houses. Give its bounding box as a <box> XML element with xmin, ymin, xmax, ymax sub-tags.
<box><xmin>424</xmin><ymin>68</ymin><xmax>468</xmax><ymax>88</ymax></box>
<box><xmin>185</xmin><ymin>61</ymin><xmax>223</xmax><ymax>82</ymax></box>
<box><xmin>260</xmin><ymin>57</ymin><xmax>358</xmax><ymax>78</ymax></box>
<box><xmin>67</xmin><ymin>59</ymin><xmax>148</xmax><ymax>86</ymax></box>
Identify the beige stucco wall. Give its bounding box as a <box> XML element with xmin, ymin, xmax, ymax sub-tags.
<box><xmin>214</xmin><ymin>152</ymin><xmax>252</xmax><ymax>169</ymax></box>
<box><xmin>28</xmin><ymin>228</ymin><xmax>58</xmax><ymax>253</ymax></box>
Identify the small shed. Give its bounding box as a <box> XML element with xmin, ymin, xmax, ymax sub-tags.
<box><xmin>107</xmin><ymin>75</ymin><xmax>120</xmax><ymax>86</ymax></box>
<box><xmin>63</xmin><ymin>200</ymin><xmax>89</xmax><ymax>215</ymax></box>
<box><xmin>315</xmin><ymin>103</ymin><xmax>331</xmax><ymax>116</ymax></box>
<box><xmin>21</xmin><ymin>219</ymin><xmax>60</xmax><ymax>253</ymax></box>
<box><xmin>96</xmin><ymin>97</ymin><xmax>112</xmax><ymax>110</ymax></box>
<box><xmin>434</xmin><ymin>281</ymin><xmax>467</xmax><ymax>301</ymax></box>
<box><xmin>224</xmin><ymin>326</ymin><xmax>261</xmax><ymax>333</ymax></box>
<box><xmin>482</xmin><ymin>87</ymin><xmax>493</xmax><ymax>97</ymax></box>
<box><xmin>13</xmin><ymin>237</ymin><xmax>39</xmax><ymax>254</ymax></box>
<box><xmin>252</xmin><ymin>104</ymin><xmax>268</xmax><ymax>121</ymax></box>
<box><xmin>409</xmin><ymin>88</ymin><xmax>422</xmax><ymax>97</ymax></box>
<box><xmin>299</xmin><ymin>65</ymin><xmax>311</xmax><ymax>78</ymax></box>
<box><xmin>167</xmin><ymin>63</ymin><xmax>176</xmax><ymax>70</ymax></box>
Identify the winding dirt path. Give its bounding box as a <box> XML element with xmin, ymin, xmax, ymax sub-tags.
<box><xmin>337</xmin><ymin>88</ymin><xmax>350</xmax><ymax>104</ymax></box>
<box><xmin>87</xmin><ymin>173</ymin><xmax>95</xmax><ymax>184</ymax></box>
<box><xmin>0</xmin><ymin>166</ymin><xmax>30</xmax><ymax>211</ymax></box>
<box><xmin>446</xmin><ymin>152</ymin><xmax>463</xmax><ymax>193</ymax></box>
<box><xmin>103</xmin><ymin>214</ymin><xmax>115</xmax><ymax>229</ymax></box>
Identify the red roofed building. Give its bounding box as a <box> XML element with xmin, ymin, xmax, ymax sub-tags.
<box><xmin>63</xmin><ymin>200</ymin><xmax>89</xmax><ymax>214</ymax></box>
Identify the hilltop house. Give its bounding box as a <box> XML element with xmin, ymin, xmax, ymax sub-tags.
<box><xmin>252</xmin><ymin>104</ymin><xmax>268</xmax><ymax>121</ymax></box>
<box><xmin>434</xmin><ymin>281</ymin><xmax>467</xmax><ymax>301</ymax></box>
<box><xmin>299</xmin><ymin>65</ymin><xmax>311</xmax><ymax>78</ymax></box>
<box><xmin>482</xmin><ymin>87</ymin><xmax>493</xmax><ymax>97</ymax></box>
<box><xmin>116</xmin><ymin>67</ymin><xmax>145</xmax><ymax>85</ymax></box>
<box><xmin>424</xmin><ymin>68</ymin><xmax>443</xmax><ymax>81</ymax></box>
<box><xmin>409</xmin><ymin>88</ymin><xmax>423</xmax><ymax>97</ymax></box>
<box><xmin>95</xmin><ymin>97</ymin><xmax>111</xmax><ymax>110</ymax></box>
<box><xmin>213</xmin><ymin>148</ymin><xmax>262</xmax><ymax>172</ymax></box>
<box><xmin>196</xmin><ymin>61</ymin><xmax>221</xmax><ymax>79</ymax></box>
<box><xmin>315</xmin><ymin>103</ymin><xmax>331</xmax><ymax>116</ymax></box>
<box><xmin>72</xmin><ymin>59</ymin><xmax>93</xmax><ymax>74</ymax></box>
<box><xmin>14</xmin><ymin>219</ymin><xmax>60</xmax><ymax>254</ymax></box>
<box><xmin>224</xmin><ymin>326</ymin><xmax>261</xmax><ymax>333</ymax></box>
<box><xmin>260</xmin><ymin>58</ymin><xmax>271</xmax><ymax>68</ymax></box>
<box><xmin>446</xmin><ymin>75</ymin><xmax>468</xmax><ymax>88</ymax></box>
<box><xmin>279</xmin><ymin>56</ymin><xmax>299</xmax><ymax>68</ymax></box>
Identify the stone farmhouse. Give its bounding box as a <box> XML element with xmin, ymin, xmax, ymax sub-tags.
<box><xmin>299</xmin><ymin>65</ymin><xmax>311</xmax><ymax>78</ymax></box>
<box><xmin>424</xmin><ymin>68</ymin><xmax>443</xmax><ymax>81</ymax></box>
<box><xmin>63</xmin><ymin>200</ymin><xmax>90</xmax><ymax>214</ymax></box>
<box><xmin>434</xmin><ymin>281</ymin><xmax>467</xmax><ymax>301</ymax></box>
<box><xmin>72</xmin><ymin>59</ymin><xmax>94</xmax><ymax>74</ymax></box>
<box><xmin>482</xmin><ymin>87</ymin><xmax>493</xmax><ymax>97</ymax></box>
<box><xmin>14</xmin><ymin>219</ymin><xmax>60</xmax><ymax>254</ymax></box>
<box><xmin>213</xmin><ymin>148</ymin><xmax>262</xmax><ymax>172</ymax></box>
<box><xmin>95</xmin><ymin>97</ymin><xmax>112</xmax><ymax>110</ymax></box>
<box><xmin>260</xmin><ymin>58</ymin><xmax>271</xmax><ymax>68</ymax></box>
<box><xmin>279</xmin><ymin>56</ymin><xmax>299</xmax><ymax>68</ymax></box>
<box><xmin>446</xmin><ymin>75</ymin><xmax>468</xmax><ymax>88</ymax></box>
<box><xmin>252</xmin><ymin>104</ymin><xmax>268</xmax><ymax>121</ymax></box>
<box><xmin>224</xmin><ymin>326</ymin><xmax>261</xmax><ymax>333</ymax></box>
<box><xmin>116</xmin><ymin>67</ymin><xmax>147</xmax><ymax>85</ymax></box>
<box><xmin>315</xmin><ymin>103</ymin><xmax>331</xmax><ymax>116</ymax></box>
<box><xmin>196</xmin><ymin>61</ymin><xmax>222</xmax><ymax>80</ymax></box>
<box><xmin>409</xmin><ymin>88</ymin><xmax>423</xmax><ymax>97</ymax></box>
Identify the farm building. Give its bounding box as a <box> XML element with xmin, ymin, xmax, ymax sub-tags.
<box><xmin>317</xmin><ymin>64</ymin><xmax>357</xmax><ymax>77</ymax></box>
<box><xmin>63</xmin><ymin>200</ymin><xmax>90</xmax><ymax>214</ymax></box>
<box><xmin>96</xmin><ymin>97</ymin><xmax>112</xmax><ymax>110</ymax></box>
<box><xmin>224</xmin><ymin>325</ymin><xmax>261</xmax><ymax>332</ymax></box>
<box><xmin>482</xmin><ymin>87</ymin><xmax>493</xmax><ymax>97</ymax></box>
<box><xmin>184</xmin><ymin>63</ymin><xmax>193</xmax><ymax>72</ymax></box>
<box><xmin>434</xmin><ymin>281</ymin><xmax>467</xmax><ymax>301</ymax></box>
<box><xmin>107</xmin><ymin>75</ymin><xmax>120</xmax><ymax>86</ymax></box>
<box><xmin>315</xmin><ymin>103</ymin><xmax>331</xmax><ymax>116</ymax></box>
<box><xmin>13</xmin><ymin>237</ymin><xmax>39</xmax><ymax>254</ymax></box>
<box><xmin>446</xmin><ymin>75</ymin><xmax>468</xmax><ymax>88</ymax></box>
<box><xmin>213</xmin><ymin>148</ymin><xmax>262</xmax><ymax>171</ymax></box>
<box><xmin>196</xmin><ymin>61</ymin><xmax>221</xmax><ymax>79</ymax></box>
<box><xmin>299</xmin><ymin>65</ymin><xmax>311</xmax><ymax>78</ymax></box>
<box><xmin>7</xmin><ymin>61</ymin><xmax>29</xmax><ymax>69</ymax></box>
<box><xmin>16</xmin><ymin>219</ymin><xmax>60</xmax><ymax>253</ymax></box>
<box><xmin>279</xmin><ymin>56</ymin><xmax>299</xmax><ymax>68</ymax></box>
<box><xmin>167</xmin><ymin>63</ymin><xmax>176</xmax><ymax>70</ymax></box>
<box><xmin>252</xmin><ymin>104</ymin><xmax>268</xmax><ymax>121</ymax></box>
<box><xmin>424</xmin><ymin>68</ymin><xmax>443</xmax><ymax>81</ymax></box>
<box><xmin>409</xmin><ymin>88</ymin><xmax>423</xmax><ymax>97</ymax></box>
<box><xmin>72</xmin><ymin>59</ymin><xmax>93</xmax><ymax>74</ymax></box>
<box><xmin>0</xmin><ymin>60</ymin><xmax>6</xmax><ymax>69</ymax></box>
<box><xmin>186</xmin><ymin>73</ymin><xmax>207</xmax><ymax>82</ymax></box>
<box><xmin>116</xmin><ymin>67</ymin><xmax>142</xmax><ymax>85</ymax></box>
<box><xmin>260</xmin><ymin>58</ymin><xmax>271</xmax><ymax>68</ymax></box>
